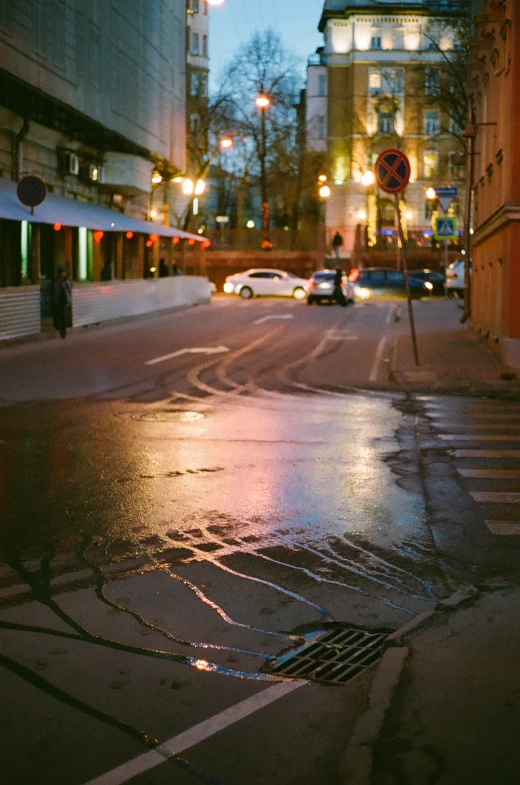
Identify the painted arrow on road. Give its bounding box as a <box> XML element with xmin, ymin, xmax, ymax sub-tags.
<box><xmin>145</xmin><ymin>345</ymin><xmax>229</xmax><ymax>366</ymax></box>
<box><xmin>254</xmin><ymin>314</ymin><xmax>294</xmax><ymax>325</ymax></box>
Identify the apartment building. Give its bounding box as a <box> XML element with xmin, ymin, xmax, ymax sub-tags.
<box><xmin>307</xmin><ymin>0</ymin><xmax>467</xmax><ymax>258</ymax></box>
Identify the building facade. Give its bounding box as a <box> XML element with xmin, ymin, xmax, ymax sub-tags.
<box><xmin>469</xmin><ymin>0</ymin><xmax>520</xmax><ymax>372</ymax></box>
<box><xmin>0</xmin><ymin>0</ymin><xmax>209</xmax><ymax>341</ymax></box>
<box><xmin>307</xmin><ymin>0</ymin><xmax>467</xmax><ymax>259</ymax></box>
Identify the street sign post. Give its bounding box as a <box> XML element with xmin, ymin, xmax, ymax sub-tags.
<box><xmin>17</xmin><ymin>175</ymin><xmax>46</xmax><ymax>215</ymax></box>
<box><xmin>374</xmin><ymin>149</ymin><xmax>419</xmax><ymax>366</ymax></box>
<box><xmin>434</xmin><ymin>186</ymin><xmax>458</xmax><ymax>214</ymax></box>
<box><xmin>434</xmin><ymin>216</ymin><xmax>457</xmax><ymax>241</ymax></box>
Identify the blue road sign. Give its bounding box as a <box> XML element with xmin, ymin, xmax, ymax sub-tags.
<box><xmin>434</xmin><ymin>187</ymin><xmax>458</xmax><ymax>197</ymax></box>
<box><xmin>434</xmin><ymin>216</ymin><xmax>457</xmax><ymax>240</ymax></box>
<box><xmin>375</xmin><ymin>149</ymin><xmax>410</xmax><ymax>194</ymax></box>
<box><xmin>17</xmin><ymin>176</ymin><xmax>46</xmax><ymax>208</ymax></box>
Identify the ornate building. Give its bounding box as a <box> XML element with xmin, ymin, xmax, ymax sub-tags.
<box><xmin>306</xmin><ymin>0</ymin><xmax>467</xmax><ymax>259</ymax></box>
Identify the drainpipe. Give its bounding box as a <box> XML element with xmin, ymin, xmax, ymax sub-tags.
<box><xmin>12</xmin><ymin>117</ymin><xmax>30</xmax><ymax>182</ymax></box>
<box><xmin>460</xmin><ymin>108</ymin><xmax>477</xmax><ymax>324</ymax></box>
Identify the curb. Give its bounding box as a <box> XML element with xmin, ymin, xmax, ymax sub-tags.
<box><xmin>339</xmin><ymin>586</ymin><xmax>481</xmax><ymax>785</ymax></box>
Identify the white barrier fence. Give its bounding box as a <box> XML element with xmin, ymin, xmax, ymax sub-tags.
<box><xmin>0</xmin><ymin>286</ymin><xmax>40</xmax><ymax>341</ymax></box>
<box><xmin>72</xmin><ymin>276</ymin><xmax>212</xmax><ymax>328</ymax></box>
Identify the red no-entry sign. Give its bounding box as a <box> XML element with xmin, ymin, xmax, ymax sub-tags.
<box><xmin>375</xmin><ymin>149</ymin><xmax>410</xmax><ymax>194</ymax></box>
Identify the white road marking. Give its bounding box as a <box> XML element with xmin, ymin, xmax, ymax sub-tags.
<box><xmin>369</xmin><ymin>336</ymin><xmax>388</xmax><ymax>382</ymax></box>
<box><xmin>254</xmin><ymin>314</ymin><xmax>294</xmax><ymax>325</ymax></box>
<box><xmin>145</xmin><ymin>346</ymin><xmax>229</xmax><ymax>367</ymax></box>
<box><xmin>82</xmin><ymin>680</ymin><xmax>307</xmax><ymax>785</ymax></box>
<box><xmin>453</xmin><ymin>450</ymin><xmax>520</xmax><ymax>458</ymax></box>
<box><xmin>325</xmin><ymin>329</ymin><xmax>358</xmax><ymax>341</ymax></box>
<box><xmin>434</xmin><ymin>423</ymin><xmax>520</xmax><ymax>431</ymax></box>
<box><xmin>486</xmin><ymin>521</ymin><xmax>520</xmax><ymax>535</ymax></box>
<box><xmin>458</xmin><ymin>469</ymin><xmax>520</xmax><ymax>479</ymax></box>
<box><xmin>439</xmin><ymin>435</ymin><xmax>520</xmax><ymax>442</ymax></box>
<box><xmin>471</xmin><ymin>491</ymin><xmax>520</xmax><ymax>503</ymax></box>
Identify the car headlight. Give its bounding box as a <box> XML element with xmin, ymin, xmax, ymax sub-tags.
<box><xmin>223</xmin><ymin>282</ymin><xmax>235</xmax><ymax>294</ymax></box>
<box><xmin>424</xmin><ymin>281</ymin><xmax>433</xmax><ymax>291</ymax></box>
<box><xmin>354</xmin><ymin>286</ymin><xmax>371</xmax><ymax>300</ymax></box>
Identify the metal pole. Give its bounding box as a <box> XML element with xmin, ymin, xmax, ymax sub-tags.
<box><xmin>395</xmin><ymin>192</ymin><xmax>420</xmax><ymax>366</ymax></box>
<box><xmin>260</xmin><ymin>107</ymin><xmax>269</xmax><ymax>248</ymax></box>
<box><xmin>461</xmin><ymin>107</ymin><xmax>477</xmax><ymax>323</ymax></box>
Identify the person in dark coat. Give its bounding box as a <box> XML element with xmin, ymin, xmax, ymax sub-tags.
<box><xmin>332</xmin><ymin>231</ymin><xmax>343</xmax><ymax>258</ymax></box>
<box><xmin>49</xmin><ymin>266</ymin><xmax>72</xmax><ymax>338</ymax></box>
<box><xmin>158</xmin><ymin>258</ymin><xmax>169</xmax><ymax>277</ymax></box>
<box><xmin>333</xmin><ymin>267</ymin><xmax>347</xmax><ymax>307</ymax></box>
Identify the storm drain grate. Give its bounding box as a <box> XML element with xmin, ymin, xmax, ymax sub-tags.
<box><xmin>264</xmin><ymin>627</ymin><xmax>388</xmax><ymax>685</ymax></box>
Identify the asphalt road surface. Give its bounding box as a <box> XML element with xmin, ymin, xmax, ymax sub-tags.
<box><xmin>1</xmin><ymin>296</ymin><xmax>519</xmax><ymax>785</ymax></box>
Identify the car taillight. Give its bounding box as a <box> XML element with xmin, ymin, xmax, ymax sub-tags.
<box><xmin>308</xmin><ymin>280</ymin><xmax>316</xmax><ymax>290</ymax></box>
<box><xmin>447</xmin><ymin>273</ymin><xmax>457</xmax><ymax>279</ymax></box>
<box><xmin>349</xmin><ymin>269</ymin><xmax>360</xmax><ymax>282</ymax></box>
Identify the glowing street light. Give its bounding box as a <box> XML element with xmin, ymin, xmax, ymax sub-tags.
<box><xmin>255</xmin><ymin>93</ymin><xmax>271</xmax><ymax>248</ymax></box>
<box><xmin>207</xmin><ymin>0</ymin><xmax>224</xmax><ymax>5</ymax></box>
<box><xmin>220</xmin><ymin>137</ymin><xmax>233</xmax><ymax>149</ymax></box>
<box><xmin>318</xmin><ymin>174</ymin><xmax>328</xmax><ymax>183</ymax></box>
<box><xmin>426</xmin><ymin>187</ymin><xmax>436</xmax><ymax>200</ymax></box>
<box><xmin>194</xmin><ymin>179</ymin><xmax>206</xmax><ymax>195</ymax></box>
<box><xmin>151</xmin><ymin>172</ymin><xmax>162</xmax><ymax>185</ymax></box>
<box><xmin>361</xmin><ymin>170</ymin><xmax>375</xmax><ymax>187</ymax></box>
<box><xmin>182</xmin><ymin>178</ymin><xmax>194</xmax><ymax>195</ymax></box>
<box><xmin>319</xmin><ymin>185</ymin><xmax>331</xmax><ymax>199</ymax></box>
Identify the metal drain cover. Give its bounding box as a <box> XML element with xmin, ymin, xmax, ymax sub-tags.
<box><xmin>264</xmin><ymin>627</ymin><xmax>388</xmax><ymax>685</ymax></box>
<box><xmin>135</xmin><ymin>410</ymin><xmax>205</xmax><ymax>422</ymax></box>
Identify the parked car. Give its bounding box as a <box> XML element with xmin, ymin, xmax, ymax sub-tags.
<box><xmin>445</xmin><ymin>259</ymin><xmax>465</xmax><ymax>298</ymax></box>
<box><xmin>408</xmin><ymin>269</ymin><xmax>445</xmax><ymax>296</ymax></box>
<box><xmin>307</xmin><ymin>270</ymin><xmax>355</xmax><ymax>305</ymax></box>
<box><xmin>223</xmin><ymin>269</ymin><xmax>308</xmax><ymax>300</ymax></box>
<box><xmin>349</xmin><ymin>268</ymin><xmax>430</xmax><ymax>299</ymax></box>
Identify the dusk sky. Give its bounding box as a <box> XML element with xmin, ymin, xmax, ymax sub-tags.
<box><xmin>209</xmin><ymin>0</ymin><xmax>325</xmax><ymax>89</ymax></box>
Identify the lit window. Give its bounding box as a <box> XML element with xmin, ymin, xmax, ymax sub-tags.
<box><xmin>369</xmin><ymin>71</ymin><xmax>381</xmax><ymax>92</ymax></box>
<box><xmin>424</xmin><ymin>111</ymin><xmax>440</xmax><ymax>136</ymax></box>
<box><xmin>371</xmin><ymin>36</ymin><xmax>382</xmax><ymax>49</ymax></box>
<box><xmin>191</xmin><ymin>32</ymin><xmax>199</xmax><ymax>56</ymax></box>
<box><xmin>423</xmin><ymin>152</ymin><xmax>438</xmax><ymax>179</ymax></box>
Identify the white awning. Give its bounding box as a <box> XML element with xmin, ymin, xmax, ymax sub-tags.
<box><xmin>0</xmin><ymin>178</ymin><xmax>206</xmax><ymax>242</ymax></box>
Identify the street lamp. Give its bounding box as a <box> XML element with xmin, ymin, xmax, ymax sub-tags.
<box><xmin>318</xmin><ymin>183</ymin><xmax>331</xmax><ymax>260</ymax></box>
<box><xmin>255</xmin><ymin>93</ymin><xmax>271</xmax><ymax>249</ymax></box>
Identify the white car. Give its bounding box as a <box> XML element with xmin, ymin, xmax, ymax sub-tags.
<box><xmin>445</xmin><ymin>260</ymin><xmax>465</xmax><ymax>298</ymax></box>
<box><xmin>223</xmin><ymin>268</ymin><xmax>308</xmax><ymax>300</ymax></box>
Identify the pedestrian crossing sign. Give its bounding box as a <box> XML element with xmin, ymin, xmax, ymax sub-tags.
<box><xmin>434</xmin><ymin>216</ymin><xmax>457</xmax><ymax>241</ymax></box>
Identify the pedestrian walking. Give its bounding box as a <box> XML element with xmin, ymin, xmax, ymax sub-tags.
<box><xmin>333</xmin><ymin>266</ymin><xmax>347</xmax><ymax>307</ymax></box>
<box><xmin>159</xmin><ymin>257</ymin><xmax>169</xmax><ymax>277</ymax></box>
<box><xmin>332</xmin><ymin>231</ymin><xmax>343</xmax><ymax>258</ymax></box>
<box><xmin>49</xmin><ymin>266</ymin><xmax>72</xmax><ymax>338</ymax></box>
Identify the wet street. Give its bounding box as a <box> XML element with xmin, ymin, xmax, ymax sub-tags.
<box><xmin>1</xmin><ymin>297</ymin><xmax>519</xmax><ymax>785</ymax></box>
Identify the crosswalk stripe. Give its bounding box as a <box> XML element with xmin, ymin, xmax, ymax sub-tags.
<box><xmin>458</xmin><ymin>469</ymin><xmax>520</xmax><ymax>479</ymax></box>
<box><xmin>470</xmin><ymin>491</ymin><xmax>520</xmax><ymax>503</ymax></box>
<box><xmin>429</xmin><ymin>413</ymin><xmax>520</xmax><ymax>421</ymax></box>
<box><xmin>433</xmin><ymin>423</ymin><xmax>520</xmax><ymax>431</ymax></box>
<box><xmin>485</xmin><ymin>521</ymin><xmax>520</xmax><ymax>536</ymax></box>
<box><xmin>439</xmin><ymin>435</ymin><xmax>520</xmax><ymax>442</ymax></box>
<box><xmin>452</xmin><ymin>450</ymin><xmax>520</xmax><ymax>458</ymax></box>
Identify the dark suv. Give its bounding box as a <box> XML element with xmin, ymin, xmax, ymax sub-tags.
<box><xmin>349</xmin><ymin>268</ymin><xmax>430</xmax><ymax>300</ymax></box>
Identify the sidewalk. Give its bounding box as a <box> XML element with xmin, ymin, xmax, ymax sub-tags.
<box><xmin>341</xmin><ymin>585</ymin><xmax>520</xmax><ymax>785</ymax></box>
<box><xmin>389</xmin><ymin>299</ymin><xmax>520</xmax><ymax>396</ymax></box>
